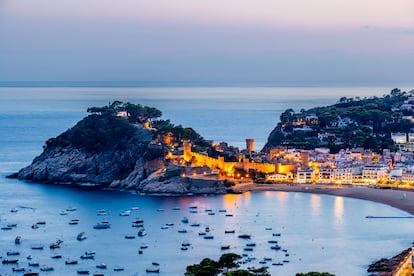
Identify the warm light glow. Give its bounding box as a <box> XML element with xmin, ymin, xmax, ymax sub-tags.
<box><xmin>334</xmin><ymin>196</ymin><xmax>344</xmax><ymax>224</ymax></box>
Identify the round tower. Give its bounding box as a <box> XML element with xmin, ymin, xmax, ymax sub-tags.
<box><xmin>246</xmin><ymin>138</ymin><xmax>254</xmax><ymax>152</ymax></box>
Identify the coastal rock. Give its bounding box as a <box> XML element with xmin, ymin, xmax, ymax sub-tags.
<box><xmin>17</xmin><ymin>123</ymin><xmax>153</xmax><ymax>186</ymax></box>
<box><xmin>139</xmin><ymin>165</ymin><xmax>228</xmax><ymax>194</ymax></box>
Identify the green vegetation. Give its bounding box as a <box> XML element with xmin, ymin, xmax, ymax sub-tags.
<box><xmin>266</xmin><ymin>88</ymin><xmax>414</xmax><ymax>152</ymax></box>
<box><xmin>45</xmin><ymin>113</ymin><xmax>138</xmax><ymax>152</ymax></box>
<box><xmin>185</xmin><ymin>253</ymin><xmax>270</xmax><ymax>276</ymax></box>
<box><xmin>45</xmin><ymin>101</ymin><xmax>209</xmax><ymax>154</ymax></box>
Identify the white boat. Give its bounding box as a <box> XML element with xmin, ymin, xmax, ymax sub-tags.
<box><xmin>96</xmin><ymin>263</ymin><xmax>107</xmax><ymax>269</ymax></box>
<box><xmin>138</xmin><ymin>228</ymin><xmax>147</xmax><ymax>236</ymax></box>
<box><xmin>65</xmin><ymin>259</ymin><xmax>78</xmax><ymax>265</ymax></box>
<box><xmin>40</xmin><ymin>266</ymin><xmax>54</xmax><ymax>271</ymax></box>
<box><xmin>93</xmin><ymin>222</ymin><xmax>111</xmax><ymax>229</ymax></box>
<box><xmin>66</xmin><ymin>207</ymin><xmax>77</xmax><ymax>212</ymax></box>
<box><xmin>77</xmin><ymin>232</ymin><xmax>88</xmax><ymax>241</ymax></box>
<box><xmin>119</xmin><ymin>210</ymin><xmax>131</xmax><ymax>216</ymax></box>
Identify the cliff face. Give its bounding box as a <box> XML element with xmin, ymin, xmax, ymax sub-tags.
<box><xmin>14</xmin><ymin>112</ymin><xmax>228</xmax><ymax>194</ymax></box>
<box><xmin>17</xmin><ymin>125</ymin><xmax>153</xmax><ymax>186</ymax></box>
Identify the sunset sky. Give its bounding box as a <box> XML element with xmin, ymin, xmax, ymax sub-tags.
<box><xmin>1</xmin><ymin>0</ymin><xmax>413</xmax><ymax>85</ymax></box>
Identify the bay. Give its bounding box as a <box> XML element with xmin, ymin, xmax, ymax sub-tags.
<box><xmin>1</xmin><ymin>85</ymin><xmax>413</xmax><ymax>275</ymax></box>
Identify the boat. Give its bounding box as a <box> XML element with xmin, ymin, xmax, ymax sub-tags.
<box><xmin>208</xmin><ymin>212</ymin><xmax>215</xmax><ymax>215</ymax></box>
<box><xmin>7</xmin><ymin>250</ymin><xmax>20</xmax><ymax>256</ymax></box>
<box><xmin>15</xmin><ymin>236</ymin><xmax>22</xmax><ymax>244</ymax></box>
<box><xmin>181</xmin><ymin>242</ymin><xmax>191</xmax><ymax>247</ymax></box>
<box><xmin>60</xmin><ymin>210</ymin><xmax>68</xmax><ymax>215</ymax></box>
<box><xmin>205</xmin><ymin>227</ymin><xmax>210</xmax><ymax>232</ymax></box>
<box><xmin>224</xmin><ymin>230</ymin><xmax>235</xmax><ymax>234</ymax></box>
<box><xmin>2</xmin><ymin>258</ymin><xmax>18</xmax><ymax>264</ymax></box>
<box><xmin>132</xmin><ymin>222</ymin><xmax>144</xmax><ymax>227</ymax></box>
<box><xmin>203</xmin><ymin>235</ymin><xmax>214</xmax><ymax>239</ymax></box>
<box><xmin>244</xmin><ymin>247</ymin><xmax>253</xmax><ymax>251</ymax></box>
<box><xmin>270</xmin><ymin>245</ymin><xmax>281</xmax><ymax>250</ymax></box>
<box><xmin>125</xmin><ymin>235</ymin><xmax>136</xmax><ymax>239</ymax></box>
<box><xmin>181</xmin><ymin>217</ymin><xmax>189</xmax><ymax>223</ymax></box>
<box><xmin>80</xmin><ymin>253</ymin><xmax>95</xmax><ymax>259</ymax></box>
<box><xmin>10</xmin><ymin>207</ymin><xmax>18</xmax><ymax>213</ymax></box>
<box><xmin>36</xmin><ymin>221</ymin><xmax>46</xmax><ymax>225</ymax></box>
<box><xmin>77</xmin><ymin>232</ymin><xmax>88</xmax><ymax>241</ymax></box>
<box><xmin>190</xmin><ymin>223</ymin><xmax>200</xmax><ymax>227</ymax></box>
<box><xmin>96</xmin><ymin>263</ymin><xmax>107</xmax><ymax>269</ymax></box>
<box><xmin>140</xmin><ymin>244</ymin><xmax>149</xmax><ymax>249</ymax></box>
<box><xmin>152</xmin><ymin>262</ymin><xmax>160</xmax><ymax>266</ymax></box>
<box><xmin>113</xmin><ymin>266</ymin><xmax>124</xmax><ymax>271</ymax></box>
<box><xmin>225</xmin><ymin>214</ymin><xmax>233</xmax><ymax>217</ymax></box>
<box><xmin>50</xmin><ymin>242</ymin><xmax>61</xmax><ymax>249</ymax></box>
<box><xmin>181</xmin><ymin>246</ymin><xmax>188</xmax><ymax>251</ymax></box>
<box><xmin>66</xmin><ymin>206</ymin><xmax>77</xmax><ymax>211</ymax></box>
<box><xmin>138</xmin><ymin>228</ymin><xmax>147</xmax><ymax>236</ymax></box>
<box><xmin>272</xmin><ymin>233</ymin><xmax>281</xmax><ymax>236</ymax></box>
<box><xmin>29</xmin><ymin>261</ymin><xmax>39</xmax><ymax>267</ymax></box>
<box><xmin>93</xmin><ymin>222</ymin><xmax>111</xmax><ymax>229</ymax></box>
<box><xmin>69</xmin><ymin>220</ymin><xmax>79</xmax><ymax>225</ymax></box>
<box><xmin>40</xmin><ymin>266</ymin><xmax>54</xmax><ymax>271</ymax></box>
<box><xmin>23</xmin><ymin>270</ymin><xmax>39</xmax><ymax>276</ymax></box>
<box><xmin>221</xmin><ymin>245</ymin><xmax>230</xmax><ymax>250</ymax></box>
<box><xmin>198</xmin><ymin>232</ymin><xmax>206</xmax><ymax>236</ymax></box>
<box><xmin>160</xmin><ymin>225</ymin><xmax>168</xmax><ymax>229</ymax></box>
<box><xmin>119</xmin><ymin>210</ymin><xmax>131</xmax><ymax>216</ymax></box>
<box><xmin>133</xmin><ymin>218</ymin><xmax>144</xmax><ymax>224</ymax></box>
<box><xmin>31</xmin><ymin>224</ymin><xmax>39</xmax><ymax>229</ymax></box>
<box><xmin>177</xmin><ymin>229</ymin><xmax>187</xmax><ymax>233</ymax></box>
<box><xmin>268</xmin><ymin>240</ymin><xmax>278</xmax><ymax>244</ymax></box>
<box><xmin>265</xmin><ymin>227</ymin><xmax>272</xmax><ymax>230</ymax></box>
<box><xmin>1</xmin><ymin>226</ymin><xmax>12</xmax><ymax>230</ymax></box>
<box><xmin>219</xmin><ymin>209</ymin><xmax>227</xmax><ymax>212</ymax></box>
<box><xmin>77</xmin><ymin>269</ymin><xmax>90</xmax><ymax>274</ymax></box>
<box><xmin>166</xmin><ymin>223</ymin><xmax>174</xmax><ymax>226</ymax></box>
<box><xmin>246</xmin><ymin>243</ymin><xmax>256</xmax><ymax>247</ymax></box>
<box><xmin>7</xmin><ymin>223</ymin><xmax>17</xmax><ymax>227</ymax></box>
<box><xmin>31</xmin><ymin>245</ymin><xmax>44</xmax><ymax>250</ymax></box>
<box><xmin>157</xmin><ymin>208</ymin><xmax>164</xmax><ymax>212</ymax></box>
<box><xmin>51</xmin><ymin>254</ymin><xmax>62</xmax><ymax>259</ymax></box>
<box><xmin>65</xmin><ymin>259</ymin><xmax>78</xmax><ymax>265</ymax></box>
<box><xmin>13</xmin><ymin>267</ymin><xmax>25</xmax><ymax>272</ymax></box>
<box><xmin>93</xmin><ymin>273</ymin><xmax>104</xmax><ymax>276</ymax></box>
<box><xmin>238</xmin><ymin>234</ymin><xmax>251</xmax><ymax>239</ymax></box>
<box><xmin>146</xmin><ymin>268</ymin><xmax>160</xmax><ymax>273</ymax></box>
<box><xmin>264</xmin><ymin>257</ymin><xmax>272</xmax><ymax>261</ymax></box>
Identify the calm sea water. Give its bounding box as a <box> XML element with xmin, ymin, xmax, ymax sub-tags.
<box><xmin>1</xmin><ymin>86</ymin><xmax>414</xmax><ymax>275</ymax></box>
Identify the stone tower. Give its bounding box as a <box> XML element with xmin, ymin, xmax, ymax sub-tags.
<box><xmin>246</xmin><ymin>138</ymin><xmax>254</xmax><ymax>152</ymax></box>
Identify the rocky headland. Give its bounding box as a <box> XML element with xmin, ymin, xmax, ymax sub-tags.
<box><xmin>10</xmin><ymin>101</ymin><xmax>229</xmax><ymax>194</ymax></box>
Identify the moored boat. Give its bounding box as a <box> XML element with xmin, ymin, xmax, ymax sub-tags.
<box><xmin>15</xmin><ymin>236</ymin><xmax>22</xmax><ymax>244</ymax></box>
<box><xmin>138</xmin><ymin>228</ymin><xmax>147</xmax><ymax>236</ymax></box>
<box><xmin>96</xmin><ymin>263</ymin><xmax>107</xmax><ymax>269</ymax></box>
<box><xmin>2</xmin><ymin>258</ymin><xmax>18</xmax><ymax>264</ymax></box>
<box><xmin>77</xmin><ymin>269</ymin><xmax>90</xmax><ymax>274</ymax></box>
<box><xmin>146</xmin><ymin>268</ymin><xmax>160</xmax><ymax>273</ymax></box>
<box><xmin>13</xmin><ymin>267</ymin><xmax>26</xmax><ymax>272</ymax></box>
<box><xmin>93</xmin><ymin>222</ymin><xmax>111</xmax><ymax>229</ymax></box>
<box><xmin>65</xmin><ymin>259</ymin><xmax>78</xmax><ymax>265</ymax></box>
<box><xmin>7</xmin><ymin>250</ymin><xmax>20</xmax><ymax>256</ymax></box>
<box><xmin>238</xmin><ymin>234</ymin><xmax>251</xmax><ymax>239</ymax></box>
<box><xmin>23</xmin><ymin>270</ymin><xmax>39</xmax><ymax>276</ymax></box>
<box><xmin>40</xmin><ymin>265</ymin><xmax>54</xmax><ymax>271</ymax></box>
<box><xmin>77</xmin><ymin>232</ymin><xmax>88</xmax><ymax>241</ymax></box>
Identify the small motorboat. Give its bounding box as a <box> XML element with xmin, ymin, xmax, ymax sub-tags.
<box><xmin>23</xmin><ymin>270</ymin><xmax>39</xmax><ymax>276</ymax></box>
<box><xmin>146</xmin><ymin>268</ymin><xmax>160</xmax><ymax>273</ymax></box>
<box><xmin>125</xmin><ymin>235</ymin><xmax>136</xmax><ymax>239</ymax></box>
<box><xmin>77</xmin><ymin>232</ymin><xmax>88</xmax><ymax>241</ymax></box>
<box><xmin>177</xmin><ymin>229</ymin><xmax>187</xmax><ymax>234</ymax></box>
<box><xmin>65</xmin><ymin>259</ymin><xmax>78</xmax><ymax>265</ymax></box>
<box><xmin>13</xmin><ymin>267</ymin><xmax>26</xmax><ymax>272</ymax></box>
<box><xmin>224</xmin><ymin>230</ymin><xmax>235</xmax><ymax>234</ymax></box>
<box><xmin>238</xmin><ymin>234</ymin><xmax>251</xmax><ymax>239</ymax></box>
<box><xmin>96</xmin><ymin>263</ymin><xmax>107</xmax><ymax>269</ymax></box>
<box><xmin>15</xmin><ymin>236</ymin><xmax>22</xmax><ymax>244</ymax></box>
<box><xmin>93</xmin><ymin>222</ymin><xmax>111</xmax><ymax>229</ymax></box>
<box><xmin>221</xmin><ymin>245</ymin><xmax>230</xmax><ymax>250</ymax></box>
<box><xmin>29</xmin><ymin>261</ymin><xmax>39</xmax><ymax>267</ymax></box>
<box><xmin>203</xmin><ymin>235</ymin><xmax>214</xmax><ymax>240</ymax></box>
<box><xmin>31</xmin><ymin>245</ymin><xmax>44</xmax><ymax>250</ymax></box>
<box><xmin>138</xmin><ymin>228</ymin><xmax>147</xmax><ymax>236</ymax></box>
<box><xmin>7</xmin><ymin>250</ymin><xmax>20</xmax><ymax>256</ymax></box>
<box><xmin>66</xmin><ymin>206</ymin><xmax>77</xmax><ymax>212</ymax></box>
<box><xmin>2</xmin><ymin>258</ymin><xmax>18</xmax><ymax>264</ymax></box>
<box><xmin>119</xmin><ymin>210</ymin><xmax>131</xmax><ymax>216</ymax></box>
<box><xmin>181</xmin><ymin>217</ymin><xmax>189</xmax><ymax>223</ymax></box>
<box><xmin>51</xmin><ymin>254</ymin><xmax>62</xmax><ymax>259</ymax></box>
<box><xmin>113</xmin><ymin>266</ymin><xmax>124</xmax><ymax>271</ymax></box>
<box><xmin>77</xmin><ymin>269</ymin><xmax>90</xmax><ymax>274</ymax></box>
<box><xmin>40</xmin><ymin>266</ymin><xmax>54</xmax><ymax>271</ymax></box>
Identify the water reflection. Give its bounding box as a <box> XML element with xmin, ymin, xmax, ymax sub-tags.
<box><xmin>310</xmin><ymin>194</ymin><xmax>321</xmax><ymax>217</ymax></box>
<box><xmin>334</xmin><ymin>196</ymin><xmax>345</xmax><ymax>226</ymax></box>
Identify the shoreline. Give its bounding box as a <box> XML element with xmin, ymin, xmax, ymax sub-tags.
<box><xmin>234</xmin><ymin>183</ymin><xmax>414</xmax><ymax>216</ymax></box>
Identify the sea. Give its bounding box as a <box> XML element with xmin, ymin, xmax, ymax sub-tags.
<box><xmin>1</xmin><ymin>85</ymin><xmax>414</xmax><ymax>276</ymax></box>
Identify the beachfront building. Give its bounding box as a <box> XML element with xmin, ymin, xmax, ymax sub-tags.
<box><xmin>296</xmin><ymin>168</ymin><xmax>314</xmax><ymax>184</ymax></box>
<box><xmin>362</xmin><ymin>165</ymin><xmax>389</xmax><ymax>184</ymax></box>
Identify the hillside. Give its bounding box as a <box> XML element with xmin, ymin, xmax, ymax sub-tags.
<box><xmin>263</xmin><ymin>88</ymin><xmax>414</xmax><ymax>153</ymax></box>
<box><xmin>12</xmin><ymin>101</ymin><xmax>226</xmax><ymax>193</ymax></box>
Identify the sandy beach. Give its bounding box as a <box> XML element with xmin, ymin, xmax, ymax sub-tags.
<box><xmin>235</xmin><ymin>183</ymin><xmax>414</xmax><ymax>216</ymax></box>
